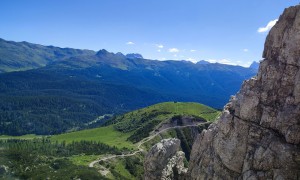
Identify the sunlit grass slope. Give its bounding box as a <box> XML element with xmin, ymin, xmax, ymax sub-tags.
<box><xmin>109</xmin><ymin>101</ymin><xmax>220</xmax><ymax>132</ymax></box>
<box><xmin>0</xmin><ymin>134</ymin><xmax>41</xmax><ymax>140</ymax></box>
<box><xmin>51</xmin><ymin>125</ymin><xmax>135</xmax><ymax>149</ymax></box>
<box><xmin>50</xmin><ymin>102</ymin><xmax>220</xmax><ymax>148</ymax></box>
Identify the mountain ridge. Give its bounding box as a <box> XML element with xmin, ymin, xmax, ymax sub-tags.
<box><xmin>0</xmin><ymin>38</ymin><xmax>95</xmax><ymax>73</ymax></box>
<box><xmin>0</xmin><ymin>38</ymin><xmax>256</xmax><ymax>136</ymax></box>
<box><xmin>0</xmin><ymin>38</ymin><xmax>254</xmax><ymax>73</ymax></box>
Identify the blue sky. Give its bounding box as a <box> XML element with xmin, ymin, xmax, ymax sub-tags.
<box><xmin>0</xmin><ymin>0</ymin><xmax>299</xmax><ymax>67</ymax></box>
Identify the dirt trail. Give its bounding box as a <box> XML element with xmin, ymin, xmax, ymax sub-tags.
<box><xmin>88</xmin><ymin>122</ymin><xmax>209</xmax><ymax>168</ymax></box>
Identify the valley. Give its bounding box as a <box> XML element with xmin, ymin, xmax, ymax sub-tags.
<box><xmin>89</xmin><ymin>121</ymin><xmax>211</xmax><ymax>177</ymax></box>
<box><xmin>1</xmin><ymin>1</ymin><xmax>300</xmax><ymax>180</ymax></box>
<box><xmin>0</xmin><ymin>38</ymin><xmax>253</xmax><ymax>179</ymax></box>
<box><xmin>0</xmin><ymin>102</ymin><xmax>220</xmax><ymax>179</ymax></box>
<box><xmin>0</xmin><ymin>38</ymin><xmax>256</xmax><ymax>136</ymax></box>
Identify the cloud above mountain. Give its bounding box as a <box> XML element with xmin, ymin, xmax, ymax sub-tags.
<box><xmin>258</xmin><ymin>19</ymin><xmax>278</xmax><ymax>33</ymax></box>
<box><xmin>168</xmin><ymin>48</ymin><xmax>179</xmax><ymax>53</ymax></box>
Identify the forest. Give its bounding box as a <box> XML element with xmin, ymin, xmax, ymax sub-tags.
<box><xmin>0</xmin><ymin>138</ymin><xmax>128</xmax><ymax>179</ymax></box>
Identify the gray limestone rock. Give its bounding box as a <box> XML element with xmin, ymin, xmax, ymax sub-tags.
<box><xmin>144</xmin><ymin>138</ymin><xmax>187</xmax><ymax>180</ymax></box>
<box><xmin>188</xmin><ymin>5</ymin><xmax>300</xmax><ymax>180</ymax></box>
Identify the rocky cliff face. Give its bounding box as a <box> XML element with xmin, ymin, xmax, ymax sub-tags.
<box><xmin>188</xmin><ymin>5</ymin><xmax>300</xmax><ymax>179</ymax></box>
<box><xmin>144</xmin><ymin>138</ymin><xmax>187</xmax><ymax>180</ymax></box>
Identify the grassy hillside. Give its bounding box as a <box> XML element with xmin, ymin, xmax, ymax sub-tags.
<box><xmin>108</xmin><ymin>102</ymin><xmax>220</xmax><ymax>143</ymax></box>
<box><xmin>1</xmin><ymin>102</ymin><xmax>220</xmax><ymax>179</ymax></box>
<box><xmin>51</xmin><ymin>102</ymin><xmax>220</xmax><ymax>148</ymax></box>
<box><xmin>0</xmin><ymin>134</ymin><xmax>41</xmax><ymax>140</ymax></box>
<box><xmin>4</xmin><ymin>102</ymin><xmax>219</xmax><ymax>150</ymax></box>
<box><xmin>51</xmin><ymin>125</ymin><xmax>135</xmax><ymax>149</ymax></box>
<box><xmin>0</xmin><ymin>38</ymin><xmax>95</xmax><ymax>73</ymax></box>
<box><xmin>109</xmin><ymin>102</ymin><xmax>219</xmax><ymax>128</ymax></box>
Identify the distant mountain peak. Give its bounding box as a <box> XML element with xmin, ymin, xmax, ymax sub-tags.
<box><xmin>116</xmin><ymin>52</ymin><xmax>124</xmax><ymax>55</ymax></box>
<box><xmin>116</xmin><ymin>52</ymin><xmax>126</xmax><ymax>58</ymax></box>
<box><xmin>196</xmin><ymin>60</ymin><xmax>210</xmax><ymax>65</ymax></box>
<box><xmin>96</xmin><ymin>50</ymin><xmax>126</xmax><ymax>59</ymax></box>
<box><xmin>249</xmin><ymin>61</ymin><xmax>259</xmax><ymax>69</ymax></box>
<box><xmin>96</xmin><ymin>49</ymin><xmax>109</xmax><ymax>56</ymax></box>
<box><xmin>126</xmin><ymin>53</ymin><xmax>143</xmax><ymax>59</ymax></box>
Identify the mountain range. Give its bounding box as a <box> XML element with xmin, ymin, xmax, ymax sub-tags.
<box><xmin>0</xmin><ymin>38</ymin><xmax>257</xmax><ymax>135</ymax></box>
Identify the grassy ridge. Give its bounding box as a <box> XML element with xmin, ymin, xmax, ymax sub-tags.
<box><xmin>109</xmin><ymin>102</ymin><xmax>220</xmax><ymax>142</ymax></box>
<box><xmin>51</xmin><ymin>102</ymin><xmax>220</xmax><ymax>149</ymax></box>
<box><xmin>3</xmin><ymin>102</ymin><xmax>219</xmax><ymax>150</ymax></box>
<box><xmin>50</xmin><ymin>125</ymin><xmax>135</xmax><ymax>149</ymax></box>
<box><xmin>110</xmin><ymin>102</ymin><xmax>219</xmax><ymax>131</ymax></box>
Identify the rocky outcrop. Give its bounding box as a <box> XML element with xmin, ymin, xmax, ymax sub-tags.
<box><xmin>188</xmin><ymin>5</ymin><xmax>300</xmax><ymax>180</ymax></box>
<box><xmin>161</xmin><ymin>151</ymin><xmax>187</xmax><ymax>180</ymax></box>
<box><xmin>144</xmin><ymin>138</ymin><xmax>187</xmax><ymax>180</ymax></box>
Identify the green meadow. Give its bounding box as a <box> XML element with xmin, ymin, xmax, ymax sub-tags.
<box><xmin>0</xmin><ymin>134</ymin><xmax>41</xmax><ymax>140</ymax></box>
<box><xmin>50</xmin><ymin>125</ymin><xmax>135</xmax><ymax>149</ymax></box>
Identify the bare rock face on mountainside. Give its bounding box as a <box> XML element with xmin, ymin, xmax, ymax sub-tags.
<box><xmin>144</xmin><ymin>138</ymin><xmax>187</xmax><ymax>180</ymax></box>
<box><xmin>187</xmin><ymin>5</ymin><xmax>300</xmax><ymax>179</ymax></box>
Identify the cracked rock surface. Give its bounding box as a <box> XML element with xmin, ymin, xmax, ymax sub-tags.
<box><xmin>188</xmin><ymin>5</ymin><xmax>300</xmax><ymax>180</ymax></box>
<box><xmin>144</xmin><ymin>138</ymin><xmax>187</xmax><ymax>180</ymax></box>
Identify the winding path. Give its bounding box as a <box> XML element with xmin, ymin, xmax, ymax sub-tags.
<box><xmin>88</xmin><ymin>122</ymin><xmax>209</xmax><ymax>168</ymax></box>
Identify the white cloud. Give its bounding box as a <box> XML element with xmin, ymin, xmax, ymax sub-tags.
<box><xmin>207</xmin><ymin>59</ymin><xmax>253</xmax><ymax>67</ymax></box>
<box><xmin>187</xmin><ymin>58</ymin><xmax>198</xmax><ymax>63</ymax></box>
<box><xmin>168</xmin><ymin>48</ymin><xmax>179</xmax><ymax>53</ymax></box>
<box><xmin>257</xmin><ymin>19</ymin><xmax>278</xmax><ymax>33</ymax></box>
<box><xmin>190</xmin><ymin>49</ymin><xmax>197</xmax><ymax>52</ymax></box>
<box><xmin>126</xmin><ymin>41</ymin><xmax>135</xmax><ymax>45</ymax></box>
<box><xmin>207</xmin><ymin>59</ymin><xmax>237</xmax><ymax>66</ymax></box>
<box><xmin>173</xmin><ymin>54</ymin><xmax>178</xmax><ymax>57</ymax></box>
<box><xmin>207</xmin><ymin>59</ymin><xmax>217</xmax><ymax>63</ymax></box>
<box><xmin>243</xmin><ymin>49</ymin><xmax>249</xmax><ymax>52</ymax></box>
<box><xmin>157</xmin><ymin>49</ymin><xmax>161</xmax><ymax>52</ymax></box>
<box><xmin>244</xmin><ymin>61</ymin><xmax>252</xmax><ymax>67</ymax></box>
<box><xmin>156</xmin><ymin>44</ymin><xmax>164</xmax><ymax>49</ymax></box>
